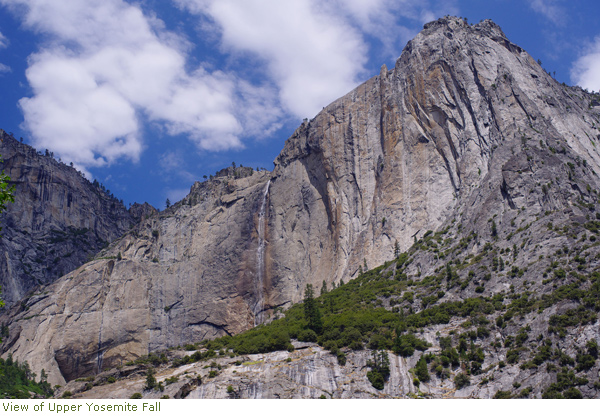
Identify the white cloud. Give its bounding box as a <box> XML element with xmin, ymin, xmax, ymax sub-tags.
<box><xmin>0</xmin><ymin>0</ymin><xmax>261</xmax><ymax>169</ymax></box>
<box><xmin>177</xmin><ymin>0</ymin><xmax>368</xmax><ymax>119</ymax></box>
<box><xmin>528</xmin><ymin>0</ymin><xmax>565</xmax><ymax>25</ymax></box>
<box><xmin>2</xmin><ymin>0</ymin><xmax>458</xmax><ymax>171</ymax></box>
<box><xmin>0</xmin><ymin>30</ymin><xmax>9</xmax><ymax>71</ymax></box>
<box><xmin>0</xmin><ymin>30</ymin><xmax>8</xmax><ymax>49</ymax></box>
<box><xmin>571</xmin><ymin>36</ymin><xmax>600</xmax><ymax>92</ymax></box>
<box><xmin>176</xmin><ymin>0</ymin><xmax>458</xmax><ymax>119</ymax></box>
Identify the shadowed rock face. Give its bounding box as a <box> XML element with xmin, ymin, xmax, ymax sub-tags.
<box><xmin>0</xmin><ymin>131</ymin><xmax>139</xmax><ymax>307</ymax></box>
<box><xmin>2</xmin><ymin>17</ymin><xmax>600</xmax><ymax>386</ymax></box>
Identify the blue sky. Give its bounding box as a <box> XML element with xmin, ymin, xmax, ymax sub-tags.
<box><xmin>1</xmin><ymin>0</ymin><xmax>600</xmax><ymax>210</ymax></box>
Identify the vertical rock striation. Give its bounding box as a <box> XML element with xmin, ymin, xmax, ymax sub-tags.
<box><xmin>2</xmin><ymin>17</ymin><xmax>600</xmax><ymax>386</ymax></box>
<box><xmin>254</xmin><ymin>180</ymin><xmax>271</xmax><ymax>326</ymax></box>
<box><xmin>268</xmin><ymin>17</ymin><xmax>600</xmax><ymax>306</ymax></box>
<box><xmin>0</xmin><ymin>131</ymin><xmax>140</xmax><ymax>307</ymax></box>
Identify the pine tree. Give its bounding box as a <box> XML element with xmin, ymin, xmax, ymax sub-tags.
<box><xmin>366</xmin><ymin>350</ymin><xmax>390</xmax><ymax>390</ymax></box>
<box><xmin>415</xmin><ymin>355</ymin><xmax>430</xmax><ymax>382</ymax></box>
<box><xmin>303</xmin><ymin>284</ymin><xmax>322</xmax><ymax>333</ymax></box>
<box><xmin>145</xmin><ymin>368</ymin><xmax>158</xmax><ymax>390</ymax></box>
<box><xmin>320</xmin><ymin>280</ymin><xmax>327</xmax><ymax>296</ymax></box>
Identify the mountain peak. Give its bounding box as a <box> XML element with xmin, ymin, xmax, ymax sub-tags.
<box><xmin>2</xmin><ymin>18</ymin><xmax>600</xmax><ymax>395</ymax></box>
<box><xmin>423</xmin><ymin>16</ymin><xmax>505</xmax><ymax>36</ymax></box>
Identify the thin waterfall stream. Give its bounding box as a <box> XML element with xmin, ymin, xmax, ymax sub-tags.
<box><xmin>254</xmin><ymin>179</ymin><xmax>270</xmax><ymax>326</ymax></box>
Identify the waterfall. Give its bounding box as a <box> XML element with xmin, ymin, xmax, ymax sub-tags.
<box><xmin>254</xmin><ymin>180</ymin><xmax>270</xmax><ymax>326</ymax></box>
<box><xmin>97</xmin><ymin>312</ymin><xmax>104</xmax><ymax>374</ymax></box>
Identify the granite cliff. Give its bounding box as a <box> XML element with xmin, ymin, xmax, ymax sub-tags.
<box><xmin>0</xmin><ymin>131</ymin><xmax>157</xmax><ymax>307</ymax></box>
<box><xmin>1</xmin><ymin>17</ymin><xmax>600</xmax><ymax>394</ymax></box>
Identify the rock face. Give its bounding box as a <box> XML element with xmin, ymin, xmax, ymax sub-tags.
<box><xmin>57</xmin><ymin>343</ymin><xmax>418</xmax><ymax>399</ymax></box>
<box><xmin>2</xmin><ymin>17</ymin><xmax>600</xmax><ymax>388</ymax></box>
<box><xmin>0</xmin><ymin>131</ymin><xmax>140</xmax><ymax>307</ymax></box>
<box><xmin>54</xmin><ymin>328</ymin><xmax>600</xmax><ymax>400</ymax></box>
<box><xmin>268</xmin><ymin>17</ymin><xmax>600</xmax><ymax>301</ymax></box>
<box><xmin>127</xmin><ymin>202</ymin><xmax>158</xmax><ymax>222</ymax></box>
<box><xmin>0</xmin><ymin>169</ymin><xmax>276</xmax><ymax>385</ymax></box>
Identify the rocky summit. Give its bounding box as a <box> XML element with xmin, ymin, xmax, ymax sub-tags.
<box><xmin>1</xmin><ymin>17</ymin><xmax>600</xmax><ymax>398</ymax></box>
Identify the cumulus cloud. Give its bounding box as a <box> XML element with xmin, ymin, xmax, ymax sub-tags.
<box><xmin>176</xmin><ymin>0</ymin><xmax>368</xmax><ymax>119</ymax></box>
<box><xmin>0</xmin><ymin>0</ymin><xmax>266</xmax><ymax>169</ymax></box>
<box><xmin>528</xmin><ymin>0</ymin><xmax>565</xmax><ymax>25</ymax></box>
<box><xmin>176</xmin><ymin>0</ymin><xmax>458</xmax><ymax>119</ymax></box>
<box><xmin>571</xmin><ymin>36</ymin><xmax>600</xmax><ymax>92</ymax></box>
<box><xmin>2</xmin><ymin>0</ymin><xmax>457</xmax><ymax>171</ymax></box>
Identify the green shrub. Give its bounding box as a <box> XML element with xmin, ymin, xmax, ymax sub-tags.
<box><xmin>297</xmin><ymin>329</ymin><xmax>318</xmax><ymax>342</ymax></box>
<box><xmin>415</xmin><ymin>355</ymin><xmax>430</xmax><ymax>382</ymax></box>
<box><xmin>493</xmin><ymin>390</ymin><xmax>513</xmax><ymax>399</ymax></box>
<box><xmin>575</xmin><ymin>353</ymin><xmax>595</xmax><ymax>371</ymax></box>
<box><xmin>366</xmin><ymin>350</ymin><xmax>390</xmax><ymax>390</ymax></box>
<box><xmin>542</xmin><ymin>368</ymin><xmax>588</xmax><ymax>398</ymax></box>
<box><xmin>165</xmin><ymin>376</ymin><xmax>179</xmax><ymax>385</ymax></box>
<box><xmin>144</xmin><ymin>369</ymin><xmax>158</xmax><ymax>390</ymax></box>
<box><xmin>562</xmin><ymin>388</ymin><xmax>583</xmax><ymax>399</ymax></box>
<box><xmin>454</xmin><ymin>373</ymin><xmax>470</xmax><ymax>389</ymax></box>
<box><xmin>586</xmin><ymin>340</ymin><xmax>598</xmax><ymax>359</ymax></box>
<box><xmin>393</xmin><ymin>334</ymin><xmax>430</xmax><ymax>357</ymax></box>
<box><xmin>130</xmin><ymin>393</ymin><xmax>142</xmax><ymax>399</ymax></box>
<box><xmin>517</xmin><ymin>387</ymin><xmax>532</xmax><ymax>398</ymax></box>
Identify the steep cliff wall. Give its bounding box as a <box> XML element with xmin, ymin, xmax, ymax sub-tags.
<box><xmin>2</xmin><ymin>17</ymin><xmax>600</xmax><ymax>387</ymax></box>
<box><xmin>0</xmin><ymin>131</ymin><xmax>139</xmax><ymax>306</ymax></box>
<box><xmin>0</xmin><ymin>169</ymin><xmax>276</xmax><ymax>384</ymax></box>
<box><xmin>268</xmin><ymin>18</ymin><xmax>600</xmax><ymax>305</ymax></box>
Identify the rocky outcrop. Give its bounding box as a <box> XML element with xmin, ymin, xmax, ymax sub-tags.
<box><xmin>0</xmin><ymin>131</ymin><xmax>138</xmax><ymax>307</ymax></box>
<box><xmin>2</xmin><ymin>17</ymin><xmax>600</xmax><ymax>388</ymax></box>
<box><xmin>56</xmin><ymin>316</ymin><xmax>600</xmax><ymax>400</ymax></box>
<box><xmin>57</xmin><ymin>343</ymin><xmax>417</xmax><ymax>399</ymax></box>
<box><xmin>128</xmin><ymin>202</ymin><xmax>158</xmax><ymax>222</ymax></box>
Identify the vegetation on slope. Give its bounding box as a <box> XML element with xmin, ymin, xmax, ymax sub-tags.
<box><xmin>132</xmin><ymin>214</ymin><xmax>599</xmax><ymax>397</ymax></box>
<box><xmin>0</xmin><ymin>354</ymin><xmax>53</xmax><ymax>398</ymax></box>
